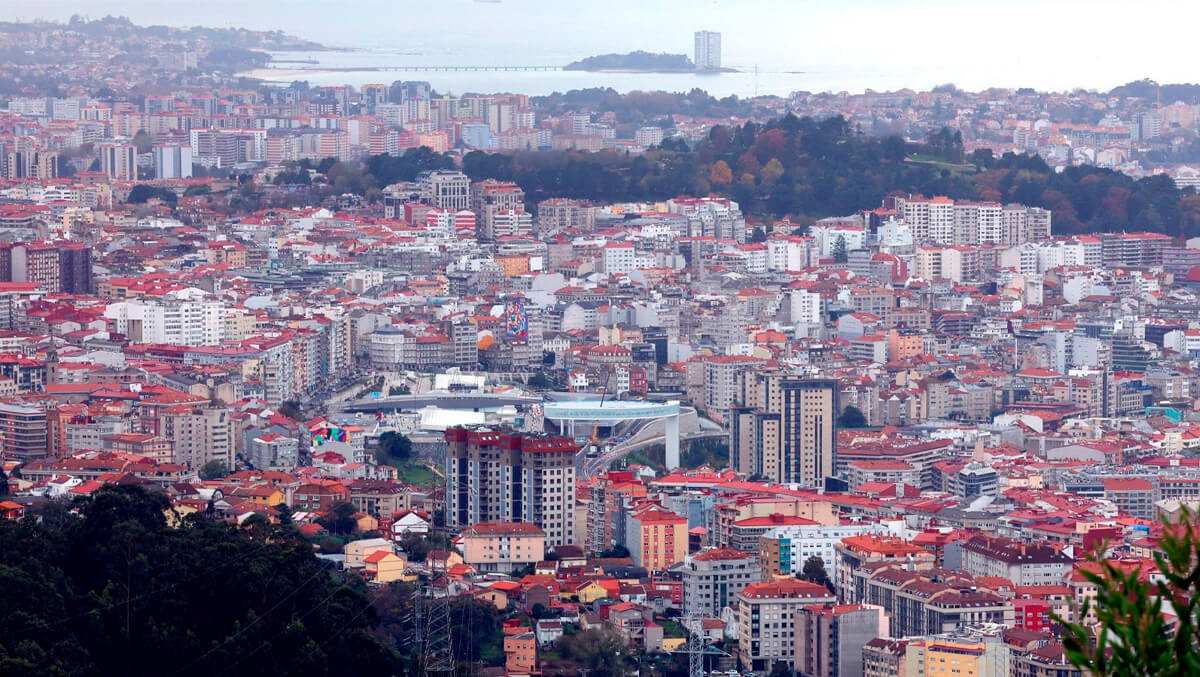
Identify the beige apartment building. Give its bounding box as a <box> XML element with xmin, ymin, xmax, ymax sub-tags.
<box><xmin>737</xmin><ymin>578</ymin><xmax>837</xmax><ymax>672</ymax></box>
<box><xmin>729</xmin><ymin>373</ymin><xmax>838</xmax><ymax>488</ymax></box>
<box><xmin>155</xmin><ymin>404</ymin><xmax>232</xmax><ymax>471</ymax></box>
<box><xmin>461</xmin><ymin>521</ymin><xmax>546</xmax><ymax>573</ymax></box>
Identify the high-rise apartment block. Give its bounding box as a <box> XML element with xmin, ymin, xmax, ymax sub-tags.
<box><xmin>737</xmin><ymin>579</ymin><xmax>837</xmax><ymax>671</ymax></box>
<box><xmin>0</xmin><ymin>241</ymin><xmax>93</xmax><ymax>294</ymax></box>
<box><xmin>730</xmin><ymin>374</ymin><xmax>838</xmax><ymax>488</ymax></box>
<box><xmin>898</xmin><ymin>196</ymin><xmax>1051</xmax><ymax>245</ymax></box>
<box><xmin>668</xmin><ymin>196</ymin><xmax>748</xmax><ymax>242</ymax></box>
<box><xmin>153</xmin><ymin>143</ymin><xmax>192</xmax><ymax>179</ymax></box>
<box><xmin>444</xmin><ymin>428</ymin><xmax>577</xmax><ymax>547</ymax></box>
<box><xmin>694</xmin><ymin>30</ymin><xmax>722</xmax><ymax>70</ymax></box>
<box><xmin>5</xmin><ymin>150</ymin><xmax>58</xmax><ymax>180</ymax></box>
<box><xmin>471</xmin><ymin>179</ymin><xmax>528</xmax><ymax>241</ymax></box>
<box><xmin>0</xmin><ymin>402</ymin><xmax>49</xmax><ymax>460</ymax></box>
<box><xmin>537</xmin><ymin>198</ymin><xmax>596</xmax><ymax>232</ymax></box>
<box><xmin>98</xmin><ymin>141</ymin><xmax>136</xmax><ymax>181</ymax></box>
<box><xmin>155</xmin><ymin>404</ymin><xmax>232</xmax><ymax>471</ymax></box>
<box><xmin>103</xmin><ymin>299</ymin><xmax>223</xmax><ymax>346</ymax></box>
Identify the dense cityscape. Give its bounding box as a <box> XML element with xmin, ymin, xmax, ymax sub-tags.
<box><xmin>2</xmin><ymin>9</ymin><xmax>1200</xmax><ymax>677</ymax></box>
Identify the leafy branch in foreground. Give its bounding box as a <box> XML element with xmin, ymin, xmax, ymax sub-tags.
<box><xmin>1054</xmin><ymin>509</ymin><xmax>1200</xmax><ymax>676</ymax></box>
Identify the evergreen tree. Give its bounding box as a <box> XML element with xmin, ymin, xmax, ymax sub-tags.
<box><xmin>801</xmin><ymin>555</ymin><xmax>834</xmax><ymax>592</ymax></box>
<box><xmin>377</xmin><ymin>431</ymin><xmax>412</xmax><ymax>464</ymax></box>
<box><xmin>831</xmin><ymin>234</ymin><xmax>848</xmax><ymax>263</ymax></box>
<box><xmin>838</xmin><ymin>406</ymin><xmax>867</xmax><ymax>428</ymax></box>
<box><xmin>0</xmin><ymin>485</ymin><xmax>401</xmax><ymax>677</ymax></box>
<box><xmin>198</xmin><ymin>459</ymin><xmax>229</xmax><ymax>480</ymax></box>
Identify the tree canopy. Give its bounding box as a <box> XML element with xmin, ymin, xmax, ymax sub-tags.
<box><xmin>0</xmin><ymin>485</ymin><xmax>399</xmax><ymax>677</ymax></box>
<box><xmin>550</xmin><ymin>628</ymin><xmax>631</xmax><ymax>675</ymax></box>
<box><xmin>837</xmin><ymin>406</ymin><xmax>867</xmax><ymax>429</ymax></box>
<box><xmin>126</xmin><ymin>185</ymin><xmax>177</xmax><ymax>204</ymax></box>
<box><xmin>376</xmin><ymin>431</ymin><xmax>412</xmax><ymax>466</ymax></box>
<box><xmin>197</xmin><ymin>459</ymin><xmax>229</xmax><ymax>480</ymax></box>
<box><xmin>800</xmin><ymin>555</ymin><xmax>834</xmax><ymax>592</ymax></box>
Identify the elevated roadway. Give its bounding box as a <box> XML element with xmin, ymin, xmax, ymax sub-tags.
<box><xmin>544</xmin><ymin>400</ymin><xmax>682</xmax><ymax>469</ymax></box>
<box><xmin>334</xmin><ymin>392</ymin><xmax>542</xmax><ymax>413</ymax></box>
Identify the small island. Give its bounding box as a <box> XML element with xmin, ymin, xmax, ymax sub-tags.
<box><xmin>564</xmin><ymin>50</ymin><xmax>698</xmax><ymax>73</ymax></box>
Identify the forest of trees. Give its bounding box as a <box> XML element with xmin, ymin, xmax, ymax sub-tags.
<box><xmin>1108</xmin><ymin>78</ymin><xmax>1200</xmax><ymax>104</ymax></box>
<box><xmin>0</xmin><ymin>485</ymin><xmax>495</xmax><ymax>676</ymax></box>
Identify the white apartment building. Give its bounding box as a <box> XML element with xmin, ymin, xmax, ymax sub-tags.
<box><xmin>445</xmin><ymin>429</ymin><xmax>577</xmax><ymax>547</ymax></box>
<box><xmin>915</xmin><ymin>246</ymin><xmax>975</xmax><ymax>283</ymax></box>
<box><xmin>900</xmin><ymin>197</ymin><xmax>1050</xmax><ymax>246</ymax></box>
<box><xmin>960</xmin><ymin>535</ymin><xmax>1074</xmax><ymax>586</ymax></box>
<box><xmin>790</xmin><ymin>288</ymin><xmax>822</xmax><ymax>326</ymax></box>
<box><xmin>1164</xmin><ymin>329</ymin><xmax>1200</xmax><ymax>356</ymax></box>
<box><xmin>760</xmin><ymin>522</ymin><xmax>895</xmax><ymax>577</ymax></box>
<box><xmin>635</xmin><ymin>126</ymin><xmax>665</xmax><ymax>147</ymax></box>
<box><xmin>901</xmin><ymin>196</ymin><xmax>955</xmax><ymax>244</ymax></box>
<box><xmin>694</xmin><ymin>30</ymin><xmax>722</xmax><ymax>70</ymax></box>
<box><xmin>737</xmin><ymin>579</ymin><xmax>837</xmax><ymax>672</ymax></box>
<box><xmin>104</xmin><ymin>299</ymin><xmax>223</xmax><ymax>346</ymax></box>
<box><xmin>682</xmin><ymin>547</ymin><xmax>761</xmax><ymax>617</ymax></box>
<box><xmin>153</xmin><ymin>144</ymin><xmax>192</xmax><ymax>180</ymax></box>
<box><xmin>603</xmin><ymin>241</ymin><xmax>636</xmax><ymax>274</ymax></box>
<box><xmin>810</xmin><ymin>224</ymin><xmax>867</xmax><ymax>257</ymax></box>
<box><xmin>491</xmin><ymin>209</ymin><xmax>533</xmax><ymax>238</ymax></box>
<box><xmin>1002</xmin><ymin>204</ymin><xmax>1053</xmax><ymax>244</ymax></box>
<box><xmin>669</xmin><ymin>197</ymin><xmax>747</xmax><ymax>243</ymax></box>
<box><xmin>419</xmin><ymin>170</ymin><xmax>471</xmax><ymax>210</ymax></box>
<box><xmin>955</xmin><ymin>202</ymin><xmax>1004</xmax><ymax>244</ymax></box>
<box><xmin>98</xmin><ymin>141</ymin><xmax>136</xmax><ymax>181</ymax></box>
<box><xmin>767</xmin><ymin>236</ymin><xmax>818</xmax><ymax>272</ymax></box>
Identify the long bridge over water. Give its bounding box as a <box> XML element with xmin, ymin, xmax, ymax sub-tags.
<box><xmin>276</xmin><ymin>65</ymin><xmax>563</xmax><ymax>73</ymax></box>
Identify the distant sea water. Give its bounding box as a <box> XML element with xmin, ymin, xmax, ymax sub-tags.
<box><xmin>239</xmin><ymin>47</ymin><xmax>986</xmax><ymax>99</ymax></box>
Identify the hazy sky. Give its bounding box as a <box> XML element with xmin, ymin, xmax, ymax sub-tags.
<box><xmin>8</xmin><ymin>0</ymin><xmax>1197</xmax><ymax>91</ymax></box>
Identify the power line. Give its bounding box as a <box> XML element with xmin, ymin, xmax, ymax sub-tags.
<box><xmin>275</xmin><ymin>583</ymin><xmax>384</xmax><ymax>677</ymax></box>
<box><xmin>164</xmin><ymin>564</ymin><xmax>330</xmax><ymax>677</ymax></box>
<box><xmin>208</xmin><ymin>576</ymin><xmax>366</xmax><ymax>677</ymax></box>
<box><xmin>0</xmin><ymin>535</ymin><xmax>278</xmax><ymax>641</ymax></box>
<box><xmin>424</xmin><ymin>566</ymin><xmax>454</xmax><ymax>676</ymax></box>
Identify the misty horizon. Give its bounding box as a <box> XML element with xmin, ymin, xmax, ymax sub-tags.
<box><xmin>8</xmin><ymin>0</ymin><xmax>1200</xmax><ymax>95</ymax></box>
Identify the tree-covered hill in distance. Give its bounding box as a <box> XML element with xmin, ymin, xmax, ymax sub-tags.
<box><xmin>1108</xmin><ymin>78</ymin><xmax>1200</xmax><ymax>103</ymax></box>
<box><xmin>325</xmin><ymin>114</ymin><xmax>1200</xmax><ymax>238</ymax></box>
<box><xmin>0</xmin><ymin>15</ymin><xmax>325</xmax><ymax>52</ymax></box>
<box><xmin>565</xmin><ymin>51</ymin><xmax>696</xmax><ymax>72</ymax></box>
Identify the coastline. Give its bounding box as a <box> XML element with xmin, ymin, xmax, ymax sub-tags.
<box><xmin>236</xmin><ymin>67</ymin><xmax>326</xmax><ymax>80</ymax></box>
<box><xmin>236</xmin><ymin>65</ymin><xmax>746</xmax><ymax>81</ymax></box>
